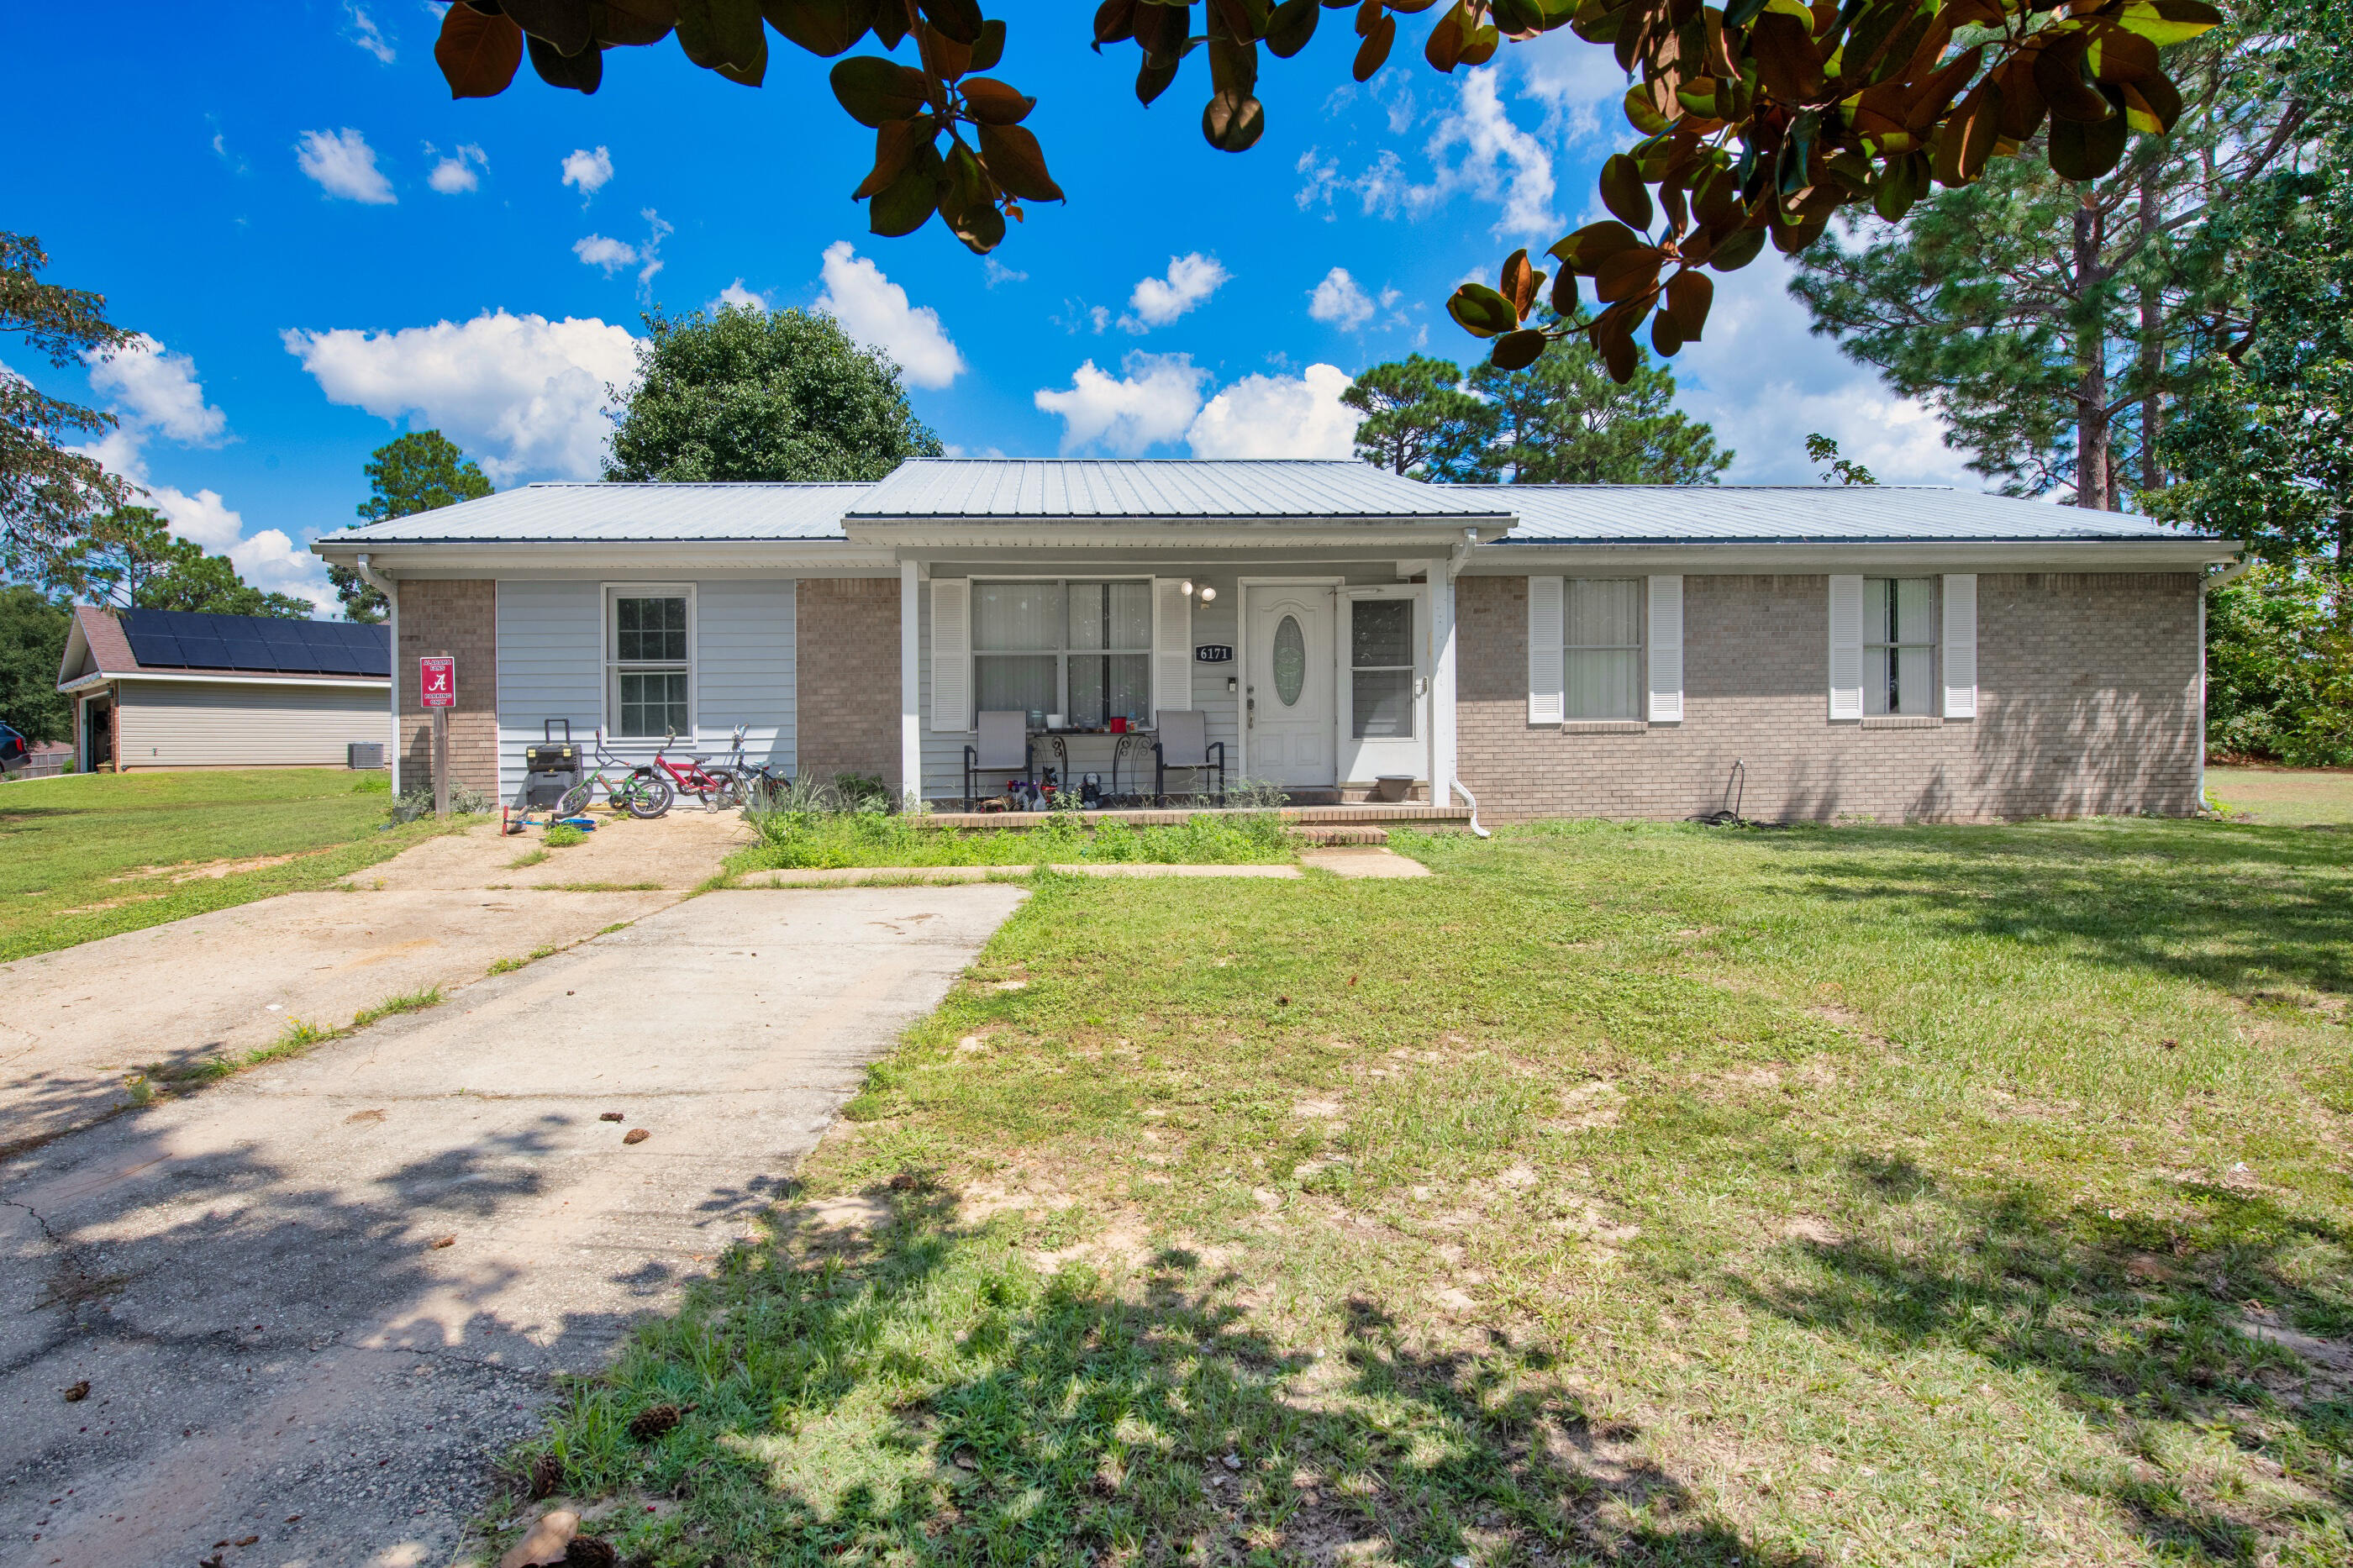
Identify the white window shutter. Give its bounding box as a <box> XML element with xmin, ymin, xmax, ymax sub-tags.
<box><xmin>1942</xmin><ymin>573</ymin><xmax>1978</xmax><ymax>718</ymax></box>
<box><xmin>1828</xmin><ymin>573</ymin><xmax>1865</xmax><ymax>721</ymax></box>
<box><xmin>1646</xmin><ymin>574</ymin><xmax>1683</xmax><ymax>723</ymax></box>
<box><xmin>1527</xmin><ymin>575</ymin><xmax>1564</xmax><ymax>724</ymax></box>
<box><xmin>1153</xmin><ymin>577</ymin><xmax>1192</xmax><ymax>718</ymax></box>
<box><xmin>931</xmin><ymin>578</ymin><xmax>971</xmax><ymax>733</ymax></box>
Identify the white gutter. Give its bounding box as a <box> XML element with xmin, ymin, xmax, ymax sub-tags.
<box><xmin>356</xmin><ymin>553</ymin><xmax>401</xmax><ymax>794</ymax></box>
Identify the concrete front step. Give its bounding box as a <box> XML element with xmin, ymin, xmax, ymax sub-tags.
<box><xmin>921</xmin><ymin>804</ymin><xmax>1469</xmax><ymax>831</ymax></box>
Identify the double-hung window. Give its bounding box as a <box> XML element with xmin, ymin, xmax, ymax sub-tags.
<box><xmin>1865</xmin><ymin>577</ymin><xmax>1935</xmax><ymax>715</ymax></box>
<box><xmin>1564</xmin><ymin>578</ymin><xmax>1642</xmax><ymax>719</ymax></box>
<box><xmin>972</xmin><ymin>580</ymin><xmax>1150</xmax><ymax>728</ymax></box>
<box><xmin>608</xmin><ymin>587</ymin><xmax>692</xmax><ymax>739</ymax></box>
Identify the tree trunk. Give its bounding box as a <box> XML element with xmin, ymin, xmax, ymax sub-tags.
<box><xmin>2072</xmin><ymin>196</ymin><xmax>2113</xmax><ymax>511</ymax></box>
<box><xmin>2137</xmin><ymin>171</ymin><xmax>2165</xmax><ymax>504</ymax></box>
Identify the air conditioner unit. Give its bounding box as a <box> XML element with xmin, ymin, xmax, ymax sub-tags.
<box><xmin>348</xmin><ymin>741</ymin><xmax>386</xmax><ymax>770</ymax></box>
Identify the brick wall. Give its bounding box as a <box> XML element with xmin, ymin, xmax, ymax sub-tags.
<box><xmin>397</xmin><ymin>579</ymin><xmax>499</xmax><ymax>799</ymax></box>
<box><xmin>794</xmin><ymin>577</ymin><xmax>901</xmax><ymax>791</ymax></box>
<box><xmin>1457</xmin><ymin>571</ymin><xmax>2203</xmax><ymax>823</ymax></box>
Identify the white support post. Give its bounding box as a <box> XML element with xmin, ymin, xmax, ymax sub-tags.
<box><xmin>899</xmin><ymin>558</ymin><xmax>921</xmax><ymax>808</ymax></box>
<box><xmin>1429</xmin><ymin>563</ymin><xmax>1458</xmax><ymax>806</ymax></box>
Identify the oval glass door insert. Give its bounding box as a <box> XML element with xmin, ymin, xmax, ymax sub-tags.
<box><xmin>1272</xmin><ymin>614</ymin><xmax>1306</xmax><ymax>707</ymax></box>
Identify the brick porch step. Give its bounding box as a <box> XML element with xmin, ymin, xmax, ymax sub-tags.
<box><xmin>1292</xmin><ymin>825</ymin><xmax>1389</xmax><ymax>845</ymax></box>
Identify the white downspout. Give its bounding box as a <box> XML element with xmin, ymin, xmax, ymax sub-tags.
<box><xmin>899</xmin><ymin>558</ymin><xmax>921</xmax><ymax>810</ymax></box>
<box><xmin>355</xmin><ymin>553</ymin><xmax>400</xmax><ymax>794</ymax></box>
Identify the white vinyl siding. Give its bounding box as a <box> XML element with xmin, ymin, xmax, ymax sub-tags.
<box><xmin>112</xmin><ymin>680</ymin><xmax>388</xmax><ymax>767</ymax></box>
<box><xmin>496</xmin><ymin>577</ymin><xmax>792</xmax><ymax>801</ymax></box>
<box><xmin>1828</xmin><ymin>574</ymin><xmax>1865</xmax><ymax>721</ymax></box>
<box><xmin>1645</xmin><ymin>575</ymin><xmax>1683</xmax><ymax>723</ymax></box>
<box><xmin>1865</xmin><ymin>577</ymin><xmax>1936</xmax><ymax>715</ymax></box>
<box><xmin>1941</xmin><ymin>574</ymin><xmax>1978</xmax><ymax>718</ymax></box>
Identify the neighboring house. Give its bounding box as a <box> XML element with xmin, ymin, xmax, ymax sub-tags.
<box><xmin>309</xmin><ymin>458</ymin><xmax>2235</xmax><ymax>823</ymax></box>
<box><xmin>55</xmin><ymin>606</ymin><xmax>391</xmax><ymax>772</ymax></box>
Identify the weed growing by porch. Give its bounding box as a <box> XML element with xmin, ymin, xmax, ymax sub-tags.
<box><xmin>506</xmin><ymin>816</ymin><xmax>2353</xmax><ymax>1567</ymax></box>
<box><xmin>731</xmin><ymin>806</ymin><xmax>1294</xmax><ymax>871</ymax></box>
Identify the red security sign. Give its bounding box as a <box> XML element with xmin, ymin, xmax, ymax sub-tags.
<box><xmin>419</xmin><ymin>655</ymin><xmax>456</xmax><ymax>708</ymax></box>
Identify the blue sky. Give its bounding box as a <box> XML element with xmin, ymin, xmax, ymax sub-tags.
<box><xmin>3</xmin><ymin>2</ymin><xmax>1975</xmax><ymax>614</ymax></box>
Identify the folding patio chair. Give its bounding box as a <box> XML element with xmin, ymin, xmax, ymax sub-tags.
<box><xmin>1152</xmin><ymin>709</ymin><xmax>1227</xmax><ymax>807</ymax></box>
<box><xmin>964</xmin><ymin>709</ymin><xmax>1034</xmax><ymax>810</ymax></box>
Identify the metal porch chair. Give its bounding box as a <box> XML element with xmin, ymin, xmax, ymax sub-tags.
<box><xmin>963</xmin><ymin>709</ymin><xmax>1035</xmax><ymax>810</ymax></box>
<box><xmin>1152</xmin><ymin>709</ymin><xmax>1227</xmax><ymax>806</ymax></box>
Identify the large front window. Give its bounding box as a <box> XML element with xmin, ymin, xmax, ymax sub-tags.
<box><xmin>1564</xmin><ymin>578</ymin><xmax>1641</xmax><ymax>719</ymax></box>
<box><xmin>609</xmin><ymin>589</ymin><xmax>691</xmax><ymax>738</ymax></box>
<box><xmin>1866</xmin><ymin>577</ymin><xmax>1935</xmax><ymax>715</ymax></box>
<box><xmin>972</xmin><ymin>580</ymin><xmax>1150</xmax><ymax>728</ymax></box>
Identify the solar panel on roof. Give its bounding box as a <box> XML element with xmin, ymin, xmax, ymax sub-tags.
<box><xmin>175</xmin><ymin>636</ymin><xmax>231</xmax><ymax>669</ymax></box>
<box><xmin>217</xmin><ymin>635</ymin><xmax>271</xmax><ymax>667</ymax></box>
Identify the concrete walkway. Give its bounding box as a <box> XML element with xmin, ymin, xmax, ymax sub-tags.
<box><xmin>0</xmin><ymin>885</ymin><xmax>1024</xmax><ymax>1568</ymax></box>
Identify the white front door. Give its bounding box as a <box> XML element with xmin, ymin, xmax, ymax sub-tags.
<box><xmin>1246</xmin><ymin>584</ymin><xmax>1335</xmax><ymax>787</ymax></box>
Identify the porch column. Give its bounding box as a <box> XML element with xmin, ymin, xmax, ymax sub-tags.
<box><xmin>899</xmin><ymin>558</ymin><xmax>921</xmax><ymax>807</ymax></box>
<box><xmin>1430</xmin><ymin>565</ymin><xmax>1457</xmax><ymax>806</ymax></box>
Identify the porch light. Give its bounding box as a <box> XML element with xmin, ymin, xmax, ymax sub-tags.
<box><xmin>1179</xmin><ymin>580</ymin><xmax>1194</xmax><ymax>596</ymax></box>
<box><xmin>1198</xmin><ymin>587</ymin><xmax>1216</xmax><ymax>602</ymax></box>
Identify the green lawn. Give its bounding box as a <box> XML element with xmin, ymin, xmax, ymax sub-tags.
<box><xmin>507</xmin><ymin>814</ymin><xmax>2353</xmax><ymax>1568</ymax></box>
<box><xmin>2207</xmin><ymin>765</ymin><xmax>2353</xmax><ymax>826</ymax></box>
<box><xmin>0</xmin><ymin>769</ymin><xmax>471</xmax><ymax>961</ymax></box>
<box><xmin>729</xmin><ymin>808</ymin><xmax>1298</xmax><ymax>871</ymax></box>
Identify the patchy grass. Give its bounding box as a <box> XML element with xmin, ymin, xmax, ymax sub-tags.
<box><xmin>145</xmin><ymin>985</ymin><xmax>450</xmax><ymax>1092</ymax></box>
<box><xmin>545</xmin><ymin>823</ymin><xmax>590</xmax><ymax>848</ymax></box>
<box><xmin>508</xmin><ymin>848</ymin><xmax>551</xmax><ymax>869</ymax></box>
<box><xmin>488</xmin><ymin>946</ymin><xmax>560</xmax><ymax>976</ymax></box>
<box><xmin>730</xmin><ymin>808</ymin><xmax>1296</xmax><ymax>872</ymax></box>
<box><xmin>0</xmin><ymin>768</ymin><xmax>476</xmax><ymax>961</ymax></box>
<box><xmin>2206</xmin><ymin>765</ymin><xmax>2353</xmax><ymax>827</ymax></box>
<box><xmin>508</xmin><ymin>817</ymin><xmax>2353</xmax><ymax>1568</ymax></box>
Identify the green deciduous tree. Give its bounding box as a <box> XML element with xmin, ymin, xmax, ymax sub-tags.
<box><xmin>1341</xmin><ymin>355</ymin><xmax>1498</xmax><ymax>481</ymax></box>
<box><xmin>603</xmin><ymin>305</ymin><xmax>941</xmax><ymax>485</ymax></box>
<box><xmin>2202</xmin><ymin>564</ymin><xmax>2353</xmax><ymax>766</ymax></box>
<box><xmin>335</xmin><ymin>430</ymin><xmax>497</xmax><ymax>621</ymax></box>
<box><xmin>2</xmin><ymin>233</ymin><xmax>133</xmax><ymax>578</ymax></box>
<box><xmin>0</xmin><ymin>582</ymin><xmax>72</xmax><ymax>745</ymax></box>
<box><xmin>1467</xmin><ymin>334</ymin><xmax>1729</xmax><ymax>483</ymax></box>
<box><xmin>420</xmin><ymin>0</ymin><xmax>2220</xmax><ymax>383</ymax></box>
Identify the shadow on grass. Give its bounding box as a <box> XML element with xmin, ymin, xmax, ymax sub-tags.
<box><xmin>1732</xmin><ymin>1159</ymin><xmax>2353</xmax><ymax>1563</ymax></box>
<box><xmin>1752</xmin><ymin>819</ymin><xmax>2353</xmax><ymax>1003</ymax></box>
<box><xmin>528</xmin><ymin>1183</ymin><xmax>1819</xmax><ymax>1567</ymax></box>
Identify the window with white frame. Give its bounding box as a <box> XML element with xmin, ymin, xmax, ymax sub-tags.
<box><xmin>608</xmin><ymin>588</ymin><xmax>691</xmax><ymax>738</ymax></box>
<box><xmin>1350</xmin><ymin>597</ymin><xmax>1415</xmax><ymax>739</ymax></box>
<box><xmin>972</xmin><ymin>580</ymin><xmax>1150</xmax><ymax>728</ymax></box>
<box><xmin>1866</xmin><ymin>577</ymin><xmax>1935</xmax><ymax>715</ymax></box>
<box><xmin>1564</xmin><ymin>578</ymin><xmax>1642</xmax><ymax>719</ymax></box>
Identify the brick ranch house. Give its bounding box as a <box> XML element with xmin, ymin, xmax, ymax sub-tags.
<box><xmin>309</xmin><ymin>458</ymin><xmax>2237</xmax><ymax>823</ymax></box>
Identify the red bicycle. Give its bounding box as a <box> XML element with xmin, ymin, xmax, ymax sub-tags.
<box><xmin>653</xmin><ymin>729</ymin><xmax>744</xmax><ymax>811</ymax></box>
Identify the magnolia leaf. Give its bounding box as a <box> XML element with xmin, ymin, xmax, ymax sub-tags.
<box><xmin>1491</xmin><ymin>329</ymin><xmax>1548</xmax><ymax>371</ymax></box>
<box><xmin>2047</xmin><ymin>110</ymin><xmax>2127</xmax><ymax>180</ymax></box>
<box><xmin>949</xmin><ymin>197</ymin><xmax>1008</xmax><ymax>254</ymax></box>
<box><xmin>503</xmin><ymin>0</ymin><xmax>594</xmax><ymax>55</ymax></box>
<box><xmin>1425</xmin><ymin>0</ymin><xmax>1468</xmax><ymax>71</ymax></box>
<box><xmin>978</xmin><ymin>121</ymin><xmax>1066</xmax><ymax>200</ymax></box>
<box><xmin>2112</xmin><ymin>0</ymin><xmax>2222</xmax><ymax>46</ymax></box>
<box><xmin>1500</xmin><ymin>247</ymin><xmax>1538</xmax><ymax>317</ymax></box>
<box><xmin>1459</xmin><ymin>18</ymin><xmax>1500</xmax><ymax>63</ymax></box>
<box><xmin>918</xmin><ymin>0</ymin><xmax>983</xmax><ymax>45</ymax></box>
<box><xmin>1597</xmin><ymin>316</ymin><xmax>1638</xmax><ymax>382</ymax></box>
<box><xmin>437</xmin><ymin>4</ymin><xmax>525</xmax><ymax>96</ymax></box>
<box><xmin>1623</xmin><ymin>82</ymin><xmax>1669</xmax><ymax>134</ymax></box>
<box><xmin>760</xmin><ymin>0</ymin><xmax>876</xmax><ymax>55</ymax></box>
<box><xmin>852</xmin><ymin>118</ymin><xmax>931</xmax><ymax>198</ymax></box>
<box><xmin>1353</xmin><ymin>12</ymin><xmax>1396</xmax><ymax>78</ymax></box>
<box><xmin>831</xmin><ymin>56</ymin><xmax>932</xmax><ymax>125</ymax></box>
<box><xmin>2034</xmin><ymin>43</ymin><xmax>2113</xmax><ymax>123</ymax></box>
<box><xmin>1203</xmin><ymin>90</ymin><xmax>1267</xmax><ymax>151</ymax></box>
<box><xmin>961</xmin><ymin>76</ymin><xmax>1035</xmax><ymax>124</ymax></box>
<box><xmin>1873</xmin><ymin>149</ymin><xmax>1926</xmax><ymax>220</ymax></box>
<box><xmin>1705</xmin><ymin>224</ymin><xmax>1767</xmax><ymax>271</ymax></box>
<box><xmin>969</xmin><ymin>18</ymin><xmax>1006</xmax><ymax>66</ymax></box>
<box><xmin>1548</xmin><ymin>218</ymin><xmax>1640</xmax><ymax>271</ymax></box>
<box><xmin>597</xmin><ymin>0</ymin><xmax>678</xmax><ymax>46</ymax></box>
<box><xmin>939</xmin><ymin>140</ymin><xmax>992</xmax><ymax>222</ymax></box>
<box><xmin>1593</xmin><ymin>247</ymin><xmax>1662</xmax><ymax>303</ymax></box>
<box><xmin>1266</xmin><ymin>0</ymin><xmax>1320</xmax><ymax>55</ymax></box>
<box><xmin>1748</xmin><ymin>12</ymin><xmax>1824</xmax><ymax>102</ymax></box>
<box><xmin>1664</xmin><ymin>268</ymin><xmax>1713</xmax><ymax>341</ymax></box>
<box><xmin>1447</xmin><ymin>283</ymin><xmax>1520</xmax><ymax>338</ymax></box>
<box><xmin>1598</xmin><ymin>154</ymin><xmax>1653</xmax><ymax>231</ymax></box>
<box><xmin>1550</xmin><ymin>266</ymin><xmax>1581</xmax><ymax>315</ymax></box>
<box><xmin>870</xmin><ymin>144</ymin><xmax>943</xmax><ymax>235</ymax></box>
<box><xmin>1650</xmin><ymin>308</ymin><xmax>1684</xmax><ymax>356</ymax></box>
<box><xmin>2119</xmin><ymin>76</ymin><xmax>2182</xmax><ymax>134</ymax></box>
<box><xmin>2083</xmin><ymin>26</ymin><xmax>2160</xmax><ymax>83</ymax></box>
<box><xmin>1137</xmin><ymin>50</ymin><xmax>1180</xmax><ymax>103</ymax></box>
<box><xmin>527</xmin><ymin>33</ymin><xmax>603</xmax><ymax>90</ymax></box>
<box><xmin>1095</xmin><ymin>0</ymin><xmax>1139</xmax><ymax>45</ymax></box>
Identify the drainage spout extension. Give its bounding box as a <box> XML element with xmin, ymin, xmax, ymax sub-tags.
<box><xmin>1450</xmin><ymin>778</ymin><xmax>1492</xmax><ymax>839</ymax></box>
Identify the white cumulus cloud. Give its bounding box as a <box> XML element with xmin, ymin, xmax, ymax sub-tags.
<box><xmin>813</xmin><ymin>240</ymin><xmax>966</xmax><ymax>390</ymax></box>
<box><xmin>87</xmin><ymin>336</ymin><xmax>229</xmax><ymax>447</ymax></box>
<box><xmin>713</xmin><ymin>278</ymin><xmax>771</xmax><ymax>312</ymax></box>
<box><xmin>1120</xmin><ymin>253</ymin><xmax>1229</xmax><ymax>332</ymax></box>
<box><xmin>282</xmin><ymin>311</ymin><xmax>641</xmax><ymax>483</ymax></box>
<box><xmin>1307</xmin><ymin>267</ymin><xmax>1376</xmax><ymax>329</ymax></box>
<box><xmin>295</xmin><ymin>127</ymin><xmax>396</xmax><ymax>205</ymax></box>
<box><xmin>1034</xmin><ymin>354</ymin><xmax>1209</xmax><ymax>455</ymax></box>
<box><xmin>425</xmin><ymin>142</ymin><xmax>487</xmax><ymax>194</ymax></box>
<box><xmin>1187</xmin><ymin>365</ymin><xmax>1362</xmax><ymax>460</ymax></box>
<box><xmin>1300</xmin><ymin>67</ymin><xmax>1556</xmax><ymax>238</ymax></box>
<box><xmin>573</xmin><ymin>234</ymin><xmax>638</xmax><ymax>275</ymax></box>
<box><xmin>561</xmin><ymin>145</ymin><xmax>614</xmax><ymax>199</ymax></box>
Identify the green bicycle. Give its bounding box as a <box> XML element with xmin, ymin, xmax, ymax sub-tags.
<box><xmin>559</xmin><ymin>730</ymin><xmax>675</xmax><ymax>818</ymax></box>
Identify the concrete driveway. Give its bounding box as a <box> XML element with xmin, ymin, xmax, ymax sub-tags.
<box><xmin>0</xmin><ymin>884</ymin><xmax>1024</xmax><ymax>1568</ymax></box>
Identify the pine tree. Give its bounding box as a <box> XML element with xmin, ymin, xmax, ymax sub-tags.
<box><xmin>1466</xmin><ymin>334</ymin><xmax>1729</xmax><ymax>485</ymax></box>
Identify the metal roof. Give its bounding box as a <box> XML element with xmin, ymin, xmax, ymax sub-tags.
<box><xmin>847</xmin><ymin>459</ymin><xmax>1512</xmax><ymax>521</ymax></box>
<box><xmin>324</xmin><ymin>482</ymin><xmax>870</xmax><ymax>544</ymax></box>
<box><xmin>1477</xmin><ymin>485</ymin><xmax>2213</xmax><ymax>544</ymax></box>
